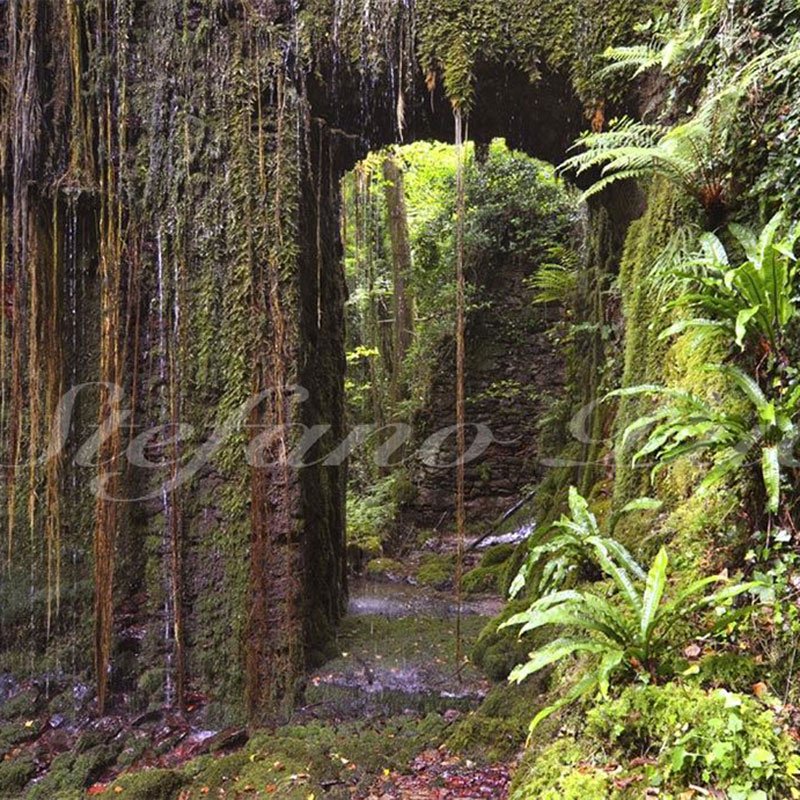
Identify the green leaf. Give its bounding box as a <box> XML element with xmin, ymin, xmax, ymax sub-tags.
<box><xmin>507</xmin><ymin>638</ymin><xmax>606</xmax><ymax>684</ymax></box>
<box><xmin>761</xmin><ymin>444</ymin><xmax>781</xmax><ymax>514</ymax></box>
<box><xmin>744</xmin><ymin>746</ymin><xmax>775</xmax><ymax>768</ymax></box>
<box><xmin>670</xmin><ymin>744</ymin><xmax>687</xmax><ymax>772</ymax></box>
<box><xmin>592</xmin><ymin>543</ymin><xmax>642</xmax><ymax>613</ymax></box>
<box><xmin>619</xmin><ymin>497</ymin><xmax>663</xmax><ymax>514</ymax></box>
<box><xmin>641</xmin><ymin>547</ymin><xmax>668</xmax><ymax>642</ymax></box>
<box><xmin>527</xmin><ymin>671</ymin><xmax>600</xmax><ymax>735</ymax></box>
<box><xmin>734</xmin><ymin>306</ymin><xmax>760</xmax><ymax>348</ymax></box>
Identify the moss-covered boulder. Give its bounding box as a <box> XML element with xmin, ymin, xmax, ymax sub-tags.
<box><xmin>462</xmin><ymin>564</ymin><xmax>504</xmax><ymax>594</ymax></box>
<box><xmin>477</xmin><ymin>544</ymin><xmax>516</xmax><ymax>568</ymax></box>
<box><xmin>416</xmin><ymin>554</ymin><xmax>455</xmax><ymax>588</ymax></box>
<box><xmin>448</xmin><ymin>680</ymin><xmax>549</xmax><ymax>762</ymax></box>
<box><xmin>471</xmin><ymin>599</ymin><xmax>544</xmax><ymax>681</ymax></box>
<box><xmin>365</xmin><ymin>558</ymin><xmax>407</xmax><ymax>581</ymax></box>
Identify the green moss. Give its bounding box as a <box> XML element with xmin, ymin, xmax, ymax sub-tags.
<box><xmin>134</xmin><ymin>668</ymin><xmax>167</xmax><ymax>707</ymax></box>
<box><xmin>510</xmin><ymin>739</ymin><xmax>611</xmax><ymax>800</ymax></box>
<box><xmin>462</xmin><ymin>564</ymin><xmax>503</xmax><ymax>595</ymax></box>
<box><xmin>698</xmin><ymin>652</ymin><xmax>759</xmax><ymax>692</ymax></box>
<box><xmin>0</xmin><ymin>721</ymin><xmax>34</xmax><ymax>758</ymax></box>
<box><xmin>106</xmin><ymin>769</ymin><xmax>186</xmax><ymax>800</ymax></box>
<box><xmin>416</xmin><ymin>554</ymin><xmax>454</xmax><ymax>588</ymax></box>
<box><xmin>447</xmin><ymin>681</ymin><xmax>546</xmax><ymax>762</ymax></box>
<box><xmin>478</xmin><ymin>544</ymin><xmax>515</xmax><ymax>568</ymax></box>
<box><xmin>27</xmin><ymin>743</ymin><xmax>123</xmax><ymax>799</ymax></box>
<box><xmin>365</xmin><ymin>558</ymin><xmax>407</xmax><ymax>580</ymax></box>
<box><xmin>0</xmin><ymin>689</ymin><xmax>39</xmax><ymax>720</ymax></box>
<box><xmin>176</xmin><ymin>714</ymin><xmax>448</xmax><ymax>799</ymax></box>
<box><xmin>0</xmin><ymin>758</ymin><xmax>35</xmax><ymax>798</ymax></box>
<box><xmin>614</xmin><ymin>178</ymin><xmax>696</xmax><ymax>507</ymax></box>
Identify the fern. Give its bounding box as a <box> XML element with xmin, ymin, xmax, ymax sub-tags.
<box><xmin>505</xmin><ymin>542</ymin><xmax>758</xmax><ymax>734</ymax></box>
<box><xmin>560</xmin><ymin>115</ymin><xmax>727</xmax><ymax>215</ymax></box>
<box><xmin>530</xmin><ymin>263</ymin><xmax>578</xmax><ymax>306</ymax></box>
<box><xmin>609</xmin><ymin>361</ymin><xmax>800</xmax><ymax>515</ymax></box>
<box><xmin>661</xmin><ymin>212</ymin><xmax>800</xmax><ymax>355</ymax></box>
<box><xmin>509</xmin><ymin>487</ymin><xmax>658</xmax><ymax>600</ymax></box>
<box><xmin>600</xmin><ymin>44</ymin><xmax>661</xmax><ymax>78</ymax></box>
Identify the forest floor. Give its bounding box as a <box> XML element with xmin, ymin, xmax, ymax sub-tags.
<box><xmin>0</xmin><ymin>547</ymin><xmax>521</xmax><ymax>799</ymax></box>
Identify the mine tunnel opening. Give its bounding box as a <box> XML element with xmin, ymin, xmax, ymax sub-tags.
<box><xmin>338</xmin><ymin>136</ymin><xmax>582</xmax><ymax>574</ymax></box>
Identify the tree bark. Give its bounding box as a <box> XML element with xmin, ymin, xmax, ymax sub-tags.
<box><xmin>382</xmin><ymin>156</ymin><xmax>415</xmax><ymax>413</ymax></box>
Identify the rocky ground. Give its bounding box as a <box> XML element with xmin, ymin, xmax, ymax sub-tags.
<box><xmin>0</xmin><ymin>545</ymin><xmax>524</xmax><ymax>799</ymax></box>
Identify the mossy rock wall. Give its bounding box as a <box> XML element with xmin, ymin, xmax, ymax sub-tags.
<box><xmin>0</xmin><ymin>0</ymin><xmax>661</xmax><ymax>719</ymax></box>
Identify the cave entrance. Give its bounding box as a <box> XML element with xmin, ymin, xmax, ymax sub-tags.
<box><xmin>339</xmin><ymin>138</ymin><xmax>579</xmax><ymax>572</ymax></box>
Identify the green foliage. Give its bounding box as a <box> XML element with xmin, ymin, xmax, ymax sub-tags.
<box><xmin>416</xmin><ymin>553</ymin><xmax>454</xmax><ymax>588</ymax></box>
<box><xmin>587</xmin><ymin>684</ymin><xmax>800</xmax><ymax>798</ymax></box>
<box><xmin>415</xmin><ymin>0</ymin><xmax>656</xmax><ymax>108</ymax></box>
<box><xmin>509</xmin><ymin>486</ymin><xmax>658</xmax><ymax>601</ymax></box>
<box><xmin>612</xmin><ymin>364</ymin><xmax>800</xmax><ymax>515</ymax></box>
<box><xmin>347</xmin><ymin>472</ymin><xmax>413</xmax><ymax>554</ymax></box>
<box><xmin>527</xmin><ymin>246</ymin><xmax>580</xmax><ymax>307</ymax></box>
<box><xmin>661</xmin><ymin>212</ymin><xmax>800</xmax><ymax>356</ymax></box>
<box><xmin>561</xmin><ymin>114</ymin><xmax>730</xmax><ymax>217</ymax></box>
<box><xmin>471</xmin><ymin>599</ymin><xmax>547</xmax><ymax>681</ymax></box>
<box><xmin>601</xmin><ymin>0</ymin><xmax>727</xmax><ymax>80</ymax></box>
<box><xmin>504</xmin><ymin>540</ymin><xmax>757</xmax><ymax>732</ymax></box>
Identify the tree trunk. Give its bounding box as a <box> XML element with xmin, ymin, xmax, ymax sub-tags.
<box><xmin>382</xmin><ymin>156</ymin><xmax>415</xmax><ymax>414</ymax></box>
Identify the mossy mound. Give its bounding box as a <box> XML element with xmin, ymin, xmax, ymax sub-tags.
<box><xmin>477</xmin><ymin>544</ymin><xmax>516</xmax><ymax>569</ymax></box>
<box><xmin>510</xmin><ymin>738</ymin><xmax>611</xmax><ymax>800</ymax></box>
<box><xmin>106</xmin><ymin>769</ymin><xmax>186</xmax><ymax>800</ymax></box>
<box><xmin>697</xmin><ymin>652</ymin><xmax>758</xmax><ymax>692</ymax></box>
<box><xmin>471</xmin><ymin>599</ymin><xmax>541</xmax><ymax>681</ymax></box>
<box><xmin>26</xmin><ymin>743</ymin><xmax>123</xmax><ymax>800</ymax></box>
<box><xmin>163</xmin><ymin>714</ymin><xmax>447</xmax><ymax>799</ymax></box>
<box><xmin>0</xmin><ymin>721</ymin><xmax>36</xmax><ymax>759</ymax></box>
<box><xmin>462</xmin><ymin>564</ymin><xmax>504</xmax><ymax>595</ymax></box>
<box><xmin>447</xmin><ymin>680</ymin><xmax>548</xmax><ymax>762</ymax></box>
<box><xmin>0</xmin><ymin>758</ymin><xmax>36</xmax><ymax>798</ymax></box>
<box><xmin>365</xmin><ymin>558</ymin><xmax>407</xmax><ymax>581</ymax></box>
<box><xmin>415</xmin><ymin>554</ymin><xmax>455</xmax><ymax>588</ymax></box>
<box><xmin>0</xmin><ymin>688</ymin><xmax>40</xmax><ymax>721</ymax></box>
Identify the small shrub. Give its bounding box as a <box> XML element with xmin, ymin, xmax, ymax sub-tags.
<box><xmin>587</xmin><ymin>684</ymin><xmax>800</xmax><ymax>797</ymax></box>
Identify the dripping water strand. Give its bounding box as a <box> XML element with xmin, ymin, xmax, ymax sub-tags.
<box><xmin>156</xmin><ymin>228</ymin><xmax>175</xmax><ymax>710</ymax></box>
